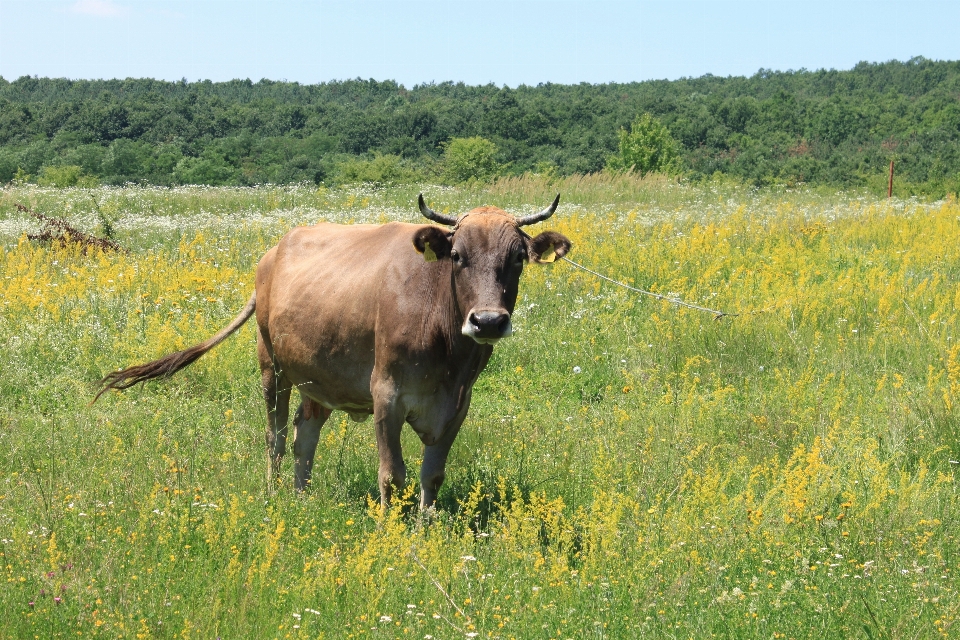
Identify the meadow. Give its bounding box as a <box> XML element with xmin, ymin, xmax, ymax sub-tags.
<box><xmin>0</xmin><ymin>175</ymin><xmax>958</xmax><ymax>638</ymax></box>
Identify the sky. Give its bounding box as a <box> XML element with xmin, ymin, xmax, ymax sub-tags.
<box><xmin>0</xmin><ymin>0</ymin><xmax>958</xmax><ymax>87</ymax></box>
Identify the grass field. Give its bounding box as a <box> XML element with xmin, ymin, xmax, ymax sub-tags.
<box><xmin>1</xmin><ymin>176</ymin><xmax>958</xmax><ymax>638</ymax></box>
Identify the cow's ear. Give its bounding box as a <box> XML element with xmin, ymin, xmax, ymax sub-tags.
<box><xmin>413</xmin><ymin>226</ymin><xmax>453</xmax><ymax>262</ymax></box>
<box><xmin>528</xmin><ymin>231</ymin><xmax>571</xmax><ymax>264</ymax></box>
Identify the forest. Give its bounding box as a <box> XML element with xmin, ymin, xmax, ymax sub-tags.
<box><xmin>1</xmin><ymin>56</ymin><xmax>959</xmax><ymax>196</ymax></box>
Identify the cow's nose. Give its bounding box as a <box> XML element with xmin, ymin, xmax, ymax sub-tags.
<box><xmin>469</xmin><ymin>310</ymin><xmax>511</xmax><ymax>337</ymax></box>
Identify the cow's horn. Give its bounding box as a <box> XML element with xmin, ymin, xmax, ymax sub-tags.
<box><xmin>418</xmin><ymin>194</ymin><xmax>458</xmax><ymax>226</ymax></box>
<box><xmin>515</xmin><ymin>193</ymin><xmax>561</xmax><ymax>227</ymax></box>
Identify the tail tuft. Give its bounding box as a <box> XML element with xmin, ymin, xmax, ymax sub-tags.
<box><xmin>91</xmin><ymin>292</ymin><xmax>257</xmax><ymax>403</ymax></box>
<box><xmin>93</xmin><ymin>344</ymin><xmax>208</xmax><ymax>402</ymax></box>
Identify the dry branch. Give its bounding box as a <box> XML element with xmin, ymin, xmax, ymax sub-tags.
<box><xmin>18</xmin><ymin>203</ymin><xmax>125</xmax><ymax>253</ymax></box>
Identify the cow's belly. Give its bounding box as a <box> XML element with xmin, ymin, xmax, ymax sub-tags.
<box><xmin>280</xmin><ymin>356</ymin><xmax>375</xmax><ymax>412</ymax></box>
<box><xmin>266</xmin><ymin>306</ymin><xmax>377</xmax><ymax>412</ymax></box>
<box><xmin>267</xmin><ymin>332</ymin><xmax>374</xmax><ymax>412</ymax></box>
<box><xmin>293</xmin><ymin>379</ymin><xmax>373</xmax><ymax>414</ymax></box>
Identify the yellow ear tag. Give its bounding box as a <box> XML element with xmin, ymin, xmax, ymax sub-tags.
<box><xmin>422</xmin><ymin>241</ymin><xmax>438</xmax><ymax>262</ymax></box>
<box><xmin>539</xmin><ymin>243</ymin><xmax>557</xmax><ymax>263</ymax></box>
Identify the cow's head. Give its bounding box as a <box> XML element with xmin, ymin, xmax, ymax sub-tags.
<box><xmin>413</xmin><ymin>194</ymin><xmax>571</xmax><ymax>344</ymax></box>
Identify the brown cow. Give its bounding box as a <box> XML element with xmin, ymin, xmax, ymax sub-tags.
<box><xmin>96</xmin><ymin>195</ymin><xmax>571</xmax><ymax>509</ymax></box>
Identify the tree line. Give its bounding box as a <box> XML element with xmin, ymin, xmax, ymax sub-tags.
<box><xmin>1</xmin><ymin>57</ymin><xmax>958</xmax><ymax>196</ymax></box>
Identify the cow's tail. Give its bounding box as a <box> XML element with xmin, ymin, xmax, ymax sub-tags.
<box><xmin>93</xmin><ymin>292</ymin><xmax>257</xmax><ymax>402</ymax></box>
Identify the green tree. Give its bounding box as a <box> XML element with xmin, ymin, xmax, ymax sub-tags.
<box><xmin>607</xmin><ymin>113</ymin><xmax>682</xmax><ymax>176</ymax></box>
<box><xmin>442</xmin><ymin>136</ymin><xmax>501</xmax><ymax>183</ymax></box>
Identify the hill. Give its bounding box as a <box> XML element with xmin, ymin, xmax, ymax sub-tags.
<box><xmin>1</xmin><ymin>57</ymin><xmax>959</xmax><ymax>195</ymax></box>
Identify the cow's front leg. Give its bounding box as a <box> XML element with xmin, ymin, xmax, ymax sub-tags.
<box><xmin>373</xmin><ymin>389</ymin><xmax>406</xmax><ymax>509</ymax></box>
<box><xmin>293</xmin><ymin>398</ymin><xmax>331</xmax><ymax>491</ymax></box>
<box><xmin>419</xmin><ymin>408</ymin><xmax>467</xmax><ymax>510</ymax></box>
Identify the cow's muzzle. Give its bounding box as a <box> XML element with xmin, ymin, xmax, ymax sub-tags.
<box><xmin>462</xmin><ymin>310</ymin><xmax>513</xmax><ymax>344</ymax></box>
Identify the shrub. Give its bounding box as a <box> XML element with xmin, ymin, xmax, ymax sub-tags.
<box><xmin>36</xmin><ymin>165</ymin><xmax>100</xmax><ymax>188</ymax></box>
<box><xmin>442</xmin><ymin>136</ymin><xmax>502</xmax><ymax>183</ymax></box>
<box><xmin>334</xmin><ymin>153</ymin><xmax>424</xmax><ymax>185</ymax></box>
<box><xmin>607</xmin><ymin>113</ymin><xmax>682</xmax><ymax>177</ymax></box>
<box><xmin>172</xmin><ymin>155</ymin><xmax>241</xmax><ymax>186</ymax></box>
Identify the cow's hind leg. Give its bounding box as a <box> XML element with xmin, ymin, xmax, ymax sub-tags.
<box><xmin>262</xmin><ymin>364</ymin><xmax>292</xmax><ymax>492</ymax></box>
<box><xmin>293</xmin><ymin>398</ymin><xmax>331</xmax><ymax>491</ymax></box>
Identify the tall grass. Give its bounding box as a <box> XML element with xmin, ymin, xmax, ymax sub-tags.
<box><xmin>0</xmin><ymin>182</ymin><xmax>957</xmax><ymax>638</ymax></box>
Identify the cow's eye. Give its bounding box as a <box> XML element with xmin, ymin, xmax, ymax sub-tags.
<box><xmin>450</xmin><ymin>249</ymin><xmax>461</xmax><ymax>263</ymax></box>
<box><xmin>515</xmin><ymin>250</ymin><xmax>527</xmax><ymax>264</ymax></box>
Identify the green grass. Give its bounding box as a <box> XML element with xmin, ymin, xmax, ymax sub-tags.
<box><xmin>0</xmin><ymin>178</ymin><xmax>958</xmax><ymax>638</ymax></box>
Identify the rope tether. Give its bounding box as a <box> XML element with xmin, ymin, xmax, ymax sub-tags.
<box><xmin>560</xmin><ymin>256</ymin><xmax>754</xmax><ymax>320</ymax></box>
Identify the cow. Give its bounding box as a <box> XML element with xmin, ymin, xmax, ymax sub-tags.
<box><xmin>95</xmin><ymin>194</ymin><xmax>572</xmax><ymax>510</ymax></box>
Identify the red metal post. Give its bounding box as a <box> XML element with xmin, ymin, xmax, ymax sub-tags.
<box><xmin>888</xmin><ymin>160</ymin><xmax>894</xmax><ymax>198</ymax></box>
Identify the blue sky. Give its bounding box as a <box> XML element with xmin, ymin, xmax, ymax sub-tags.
<box><xmin>1</xmin><ymin>1</ymin><xmax>958</xmax><ymax>86</ymax></box>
